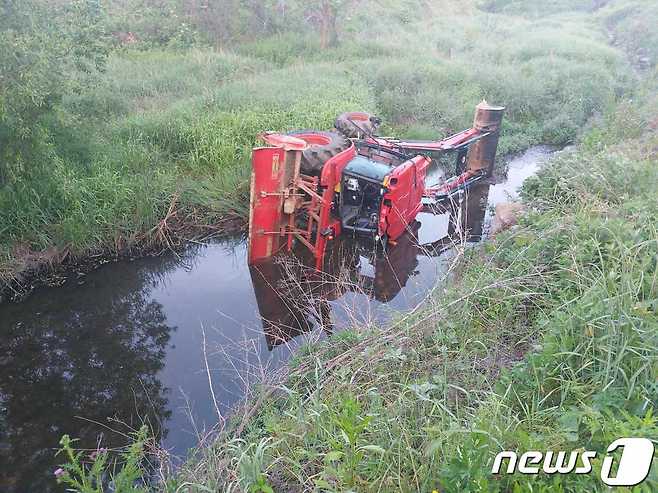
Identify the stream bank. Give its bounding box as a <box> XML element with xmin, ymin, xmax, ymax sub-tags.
<box><xmin>0</xmin><ymin>208</ymin><xmax>246</xmax><ymax>305</ymax></box>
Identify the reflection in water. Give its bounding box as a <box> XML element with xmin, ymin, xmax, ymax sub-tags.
<box><xmin>0</xmin><ymin>261</ymin><xmax>174</xmax><ymax>493</ymax></box>
<box><xmin>0</xmin><ymin>147</ymin><xmax>552</xmax><ymax>492</ymax></box>
<box><xmin>249</xmin><ymin>182</ymin><xmax>492</xmax><ymax>348</ymax></box>
<box><xmin>249</xmin><ymin>261</ymin><xmax>321</xmax><ymax>350</ymax></box>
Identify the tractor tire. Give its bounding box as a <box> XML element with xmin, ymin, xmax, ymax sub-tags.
<box><xmin>335</xmin><ymin>112</ymin><xmax>381</xmax><ymax>138</ymax></box>
<box><xmin>288</xmin><ymin>130</ymin><xmax>350</xmax><ymax>176</ymax></box>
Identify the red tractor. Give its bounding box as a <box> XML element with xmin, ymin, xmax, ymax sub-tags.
<box><xmin>248</xmin><ymin>101</ymin><xmax>504</xmax><ymax>269</ymax></box>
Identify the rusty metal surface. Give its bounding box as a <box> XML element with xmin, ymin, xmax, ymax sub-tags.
<box><xmin>473</xmin><ymin>100</ymin><xmax>505</xmax><ymax>132</ymax></box>
<box><xmin>466</xmin><ymin>100</ymin><xmax>505</xmax><ymax>175</ymax></box>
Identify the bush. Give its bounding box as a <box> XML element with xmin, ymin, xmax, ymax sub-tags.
<box><xmin>0</xmin><ymin>0</ymin><xmax>109</xmax><ymax>183</ymax></box>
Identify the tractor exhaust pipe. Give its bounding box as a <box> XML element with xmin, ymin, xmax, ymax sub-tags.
<box><xmin>466</xmin><ymin>101</ymin><xmax>505</xmax><ymax>177</ymax></box>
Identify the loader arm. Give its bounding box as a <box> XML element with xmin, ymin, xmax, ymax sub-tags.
<box><xmin>367</xmin><ymin>126</ymin><xmax>488</xmax><ymax>154</ymax></box>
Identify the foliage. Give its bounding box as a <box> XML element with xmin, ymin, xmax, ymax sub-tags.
<box><xmin>106</xmin><ymin>0</ymin><xmax>199</xmax><ymax>48</ymax></box>
<box><xmin>599</xmin><ymin>0</ymin><xmax>658</xmax><ymax>68</ymax></box>
<box><xmin>0</xmin><ymin>0</ymin><xmax>641</xmax><ymax>279</ymax></box>
<box><xmin>0</xmin><ymin>0</ymin><xmax>109</xmax><ymax>183</ymax></box>
<box><xmin>55</xmin><ymin>425</ymin><xmax>150</xmax><ymax>493</ymax></box>
<box><xmin>478</xmin><ymin>0</ymin><xmax>597</xmax><ymax>16</ymax></box>
<box><xmin>316</xmin><ymin>395</ymin><xmax>385</xmax><ymax>489</ymax></box>
<box><xmin>104</xmin><ymin>0</ymin><xmax>348</xmax><ymax>49</ymax></box>
<box><xmin>235</xmin><ymin>438</ymin><xmax>276</xmax><ymax>493</ymax></box>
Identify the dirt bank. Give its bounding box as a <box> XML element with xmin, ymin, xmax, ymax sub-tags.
<box><xmin>0</xmin><ymin>202</ymin><xmax>246</xmax><ymax>303</ymax></box>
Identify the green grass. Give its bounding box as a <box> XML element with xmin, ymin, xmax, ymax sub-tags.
<box><xmin>1</xmin><ymin>0</ymin><xmax>647</xmax><ymax>286</ymax></box>
<box><xmin>172</xmin><ymin>78</ymin><xmax>658</xmax><ymax>493</ymax></box>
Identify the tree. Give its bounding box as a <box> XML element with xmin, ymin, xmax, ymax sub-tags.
<box><xmin>0</xmin><ymin>0</ymin><xmax>108</xmax><ymax>184</ymax></box>
<box><xmin>306</xmin><ymin>0</ymin><xmax>345</xmax><ymax>49</ymax></box>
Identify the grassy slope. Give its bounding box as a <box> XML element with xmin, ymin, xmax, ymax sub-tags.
<box><xmin>0</xmin><ymin>0</ymin><xmax>640</xmax><ymax>289</ymax></box>
<box><xmin>174</xmin><ymin>77</ymin><xmax>658</xmax><ymax>493</ymax></box>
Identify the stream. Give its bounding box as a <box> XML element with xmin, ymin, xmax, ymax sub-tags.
<box><xmin>0</xmin><ymin>146</ymin><xmax>554</xmax><ymax>492</ymax></box>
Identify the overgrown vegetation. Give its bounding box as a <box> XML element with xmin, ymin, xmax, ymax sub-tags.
<box><xmin>171</xmin><ymin>75</ymin><xmax>658</xmax><ymax>492</ymax></box>
<box><xmin>31</xmin><ymin>0</ymin><xmax>657</xmax><ymax>491</ymax></box>
<box><xmin>2</xmin><ymin>0</ymin><xmax>654</xmax><ymax>295</ymax></box>
<box><xmin>54</xmin><ymin>426</ymin><xmax>151</xmax><ymax>493</ymax></box>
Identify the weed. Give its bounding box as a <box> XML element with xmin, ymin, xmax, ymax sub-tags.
<box><xmin>55</xmin><ymin>425</ymin><xmax>150</xmax><ymax>493</ymax></box>
<box><xmin>234</xmin><ymin>438</ymin><xmax>276</xmax><ymax>493</ymax></box>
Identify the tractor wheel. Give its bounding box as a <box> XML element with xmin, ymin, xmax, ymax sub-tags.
<box><xmin>335</xmin><ymin>111</ymin><xmax>381</xmax><ymax>138</ymax></box>
<box><xmin>288</xmin><ymin>130</ymin><xmax>350</xmax><ymax>175</ymax></box>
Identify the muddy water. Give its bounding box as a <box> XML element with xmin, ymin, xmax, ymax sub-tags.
<box><xmin>0</xmin><ymin>146</ymin><xmax>553</xmax><ymax>492</ymax></box>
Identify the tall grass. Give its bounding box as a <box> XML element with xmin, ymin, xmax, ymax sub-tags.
<box><xmin>598</xmin><ymin>0</ymin><xmax>658</xmax><ymax>69</ymax></box>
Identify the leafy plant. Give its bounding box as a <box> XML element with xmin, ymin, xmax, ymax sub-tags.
<box><xmin>232</xmin><ymin>438</ymin><xmax>276</xmax><ymax>493</ymax></box>
<box><xmin>317</xmin><ymin>395</ymin><xmax>385</xmax><ymax>489</ymax></box>
<box><xmin>55</xmin><ymin>425</ymin><xmax>150</xmax><ymax>493</ymax></box>
<box><xmin>0</xmin><ymin>0</ymin><xmax>109</xmax><ymax>183</ymax></box>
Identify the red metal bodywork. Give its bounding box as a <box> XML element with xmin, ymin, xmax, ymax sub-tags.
<box><xmin>249</xmin><ymin>140</ymin><xmax>355</xmax><ymax>269</ymax></box>
<box><xmin>379</xmin><ymin>155</ymin><xmax>431</xmax><ymax>240</ymax></box>
<box><xmin>368</xmin><ymin>127</ymin><xmax>483</xmax><ymax>152</ymax></box>
<box><xmin>248</xmin><ymin>146</ymin><xmax>289</xmax><ymax>263</ymax></box>
<box><xmin>248</xmin><ymin>131</ymin><xmax>486</xmax><ymax>267</ymax></box>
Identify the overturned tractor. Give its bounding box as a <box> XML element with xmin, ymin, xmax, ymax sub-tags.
<box><xmin>248</xmin><ymin>101</ymin><xmax>504</xmax><ymax>269</ymax></box>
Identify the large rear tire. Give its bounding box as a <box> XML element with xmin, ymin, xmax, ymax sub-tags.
<box><xmin>288</xmin><ymin>130</ymin><xmax>349</xmax><ymax>175</ymax></box>
<box><xmin>335</xmin><ymin>112</ymin><xmax>381</xmax><ymax>138</ymax></box>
